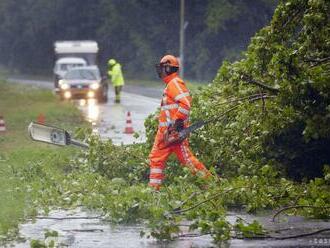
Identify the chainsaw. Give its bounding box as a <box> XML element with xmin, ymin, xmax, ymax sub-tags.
<box><xmin>162</xmin><ymin>120</ymin><xmax>206</xmax><ymax>147</ymax></box>
<box><xmin>28</xmin><ymin>122</ymin><xmax>89</xmax><ymax>148</ymax></box>
<box><xmin>162</xmin><ymin>93</ymin><xmax>274</xmax><ymax>147</ymax></box>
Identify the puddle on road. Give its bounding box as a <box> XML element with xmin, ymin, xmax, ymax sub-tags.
<box><xmin>11</xmin><ymin>208</ymin><xmax>330</xmax><ymax>247</ymax></box>
<box><xmin>13</xmin><ymin>208</ymin><xmax>215</xmax><ymax>248</ymax></box>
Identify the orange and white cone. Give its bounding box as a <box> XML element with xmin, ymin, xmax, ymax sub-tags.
<box><xmin>37</xmin><ymin>113</ymin><xmax>45</xmax><ymax>125</ymax></box>
<box><xmin>0</xmin><ymin>116</ymin><xmax>6</xmax><ymax>133</ymax></box>
<box><xmin>124</xmin><ymin>111</ymin><xmax>134</xmax><ymax>134</ymax></box>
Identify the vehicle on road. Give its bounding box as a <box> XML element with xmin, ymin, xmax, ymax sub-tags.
<box><xmin>54</xmin><ymin>57</ymin><xmax>87</xmax><ymax>88</ymax></box>
<box><xmin>58</xmin><ymin>66</ymin><xmax>108</xmax><ymax>103</ymax></box>
<box><xmin>54</xmin><ymin>41</ymin><xmax>99</xmax><ymax>91</ymax></box>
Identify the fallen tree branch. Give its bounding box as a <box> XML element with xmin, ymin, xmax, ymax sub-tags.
<box><xmin>172</xmin><ymin>186</ymin><xmax>252</xmax><ymax>214</ymax></box>
<box><xmin>270</xmin><ymin>228</ymin><xmax>330</xmax><ymax>240</ymax></box>
<box><xmin>272</xmin><ymin>205</ymin><xmax>330</xmax><ymax>222</ymax></box>
<box><xmin>241</xmin><ymin>74</ymin><xmax>280</xmax><ymax>93</ymax></box>
<box><xmin>175</xmin><ymin>232</ymin><xmax>211</xmax><ymax>238</ymax></box>
<box><xmin>63</xmin><ymin>229</ymin><xmax>104</xmax><ymax>232</ymax></box>
<box><xmin>204</xmin><ymin>94</ymin><xmax>276</xmax><ymax>127</ymax></box>
<box><xmin>175</xmin><ymin>228</ymin><xmax>330</xmax><ymax>241</ymax></box>
<box><xmin>172</xmin><ymin>192</ymin><xmax>202</xmax><ymax>212</ymax></box>
<box><xmin>304</xmin><ymin>56</ymin><xmax>330</xmax><ymax>64</ymax></box>
<box><xmin>215</xmin><ymin>93</ymin><xmax>268</xmax><ymax>107</ymax></box>
<box><xmin>34</xmin><ymin>215</ymin><xmax>105</xmax><ymax>220</ymax></box>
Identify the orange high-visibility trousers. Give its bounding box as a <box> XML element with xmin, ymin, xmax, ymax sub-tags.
<box><xmin>148</xmin><ymin>129</ymin><xmax>210</xmax><ymax>189</ymax></box>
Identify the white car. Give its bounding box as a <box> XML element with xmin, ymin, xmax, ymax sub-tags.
<box><xmin>58</xmin><ymin>66</ymin><xmax>108</xmax><ymax>103</ymax></box>
<box><xmin>54</xmin><ymin>57</ymin><xmax>87</xmax><ymax>89</ymax></box>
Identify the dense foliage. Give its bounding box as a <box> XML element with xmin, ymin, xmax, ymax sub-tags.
<box><xmin>187</xmin><ymin>0</ymin><xmax>330</xmax><ymax>180</ymax></box>
<box><xmin>25</xmin><ymin>134</ymin><xmax>330</xmax><ymax>244</ymax></box>
<box><xmin>1</xmin><ymin>0</ymin><xmax>329</xmax><ymax>245</ymax></box>
<box><xmin>0</xmin><ymin>0</ymin><xmax>277</xmax><ymax>80</ymax></box>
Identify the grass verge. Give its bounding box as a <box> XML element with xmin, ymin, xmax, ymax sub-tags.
<box><xmin>0</xmin><ymin>80</ymin><xmax>87</xmax><ymax>242</ymax></box>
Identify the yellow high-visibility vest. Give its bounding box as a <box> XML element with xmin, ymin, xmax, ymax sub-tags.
<box><xmin>108</xmin><ymin>63</ymin><xmax>124</xmax><ymax>86</ymax></box>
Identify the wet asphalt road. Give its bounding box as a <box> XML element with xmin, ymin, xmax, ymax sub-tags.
<box><xmin>6</xmin><ymin>78</ymin><xmax>330</xmax><ymax>247</ymax></box>
<box><xmin>11</xmin><ymin>208</ymin><xmax>330</xmax><ymax>248</ymax></box>
<box><xmin>7</xmin><ymin>77</ymin><xmax>160</xmax><ymax>144</ymax></box>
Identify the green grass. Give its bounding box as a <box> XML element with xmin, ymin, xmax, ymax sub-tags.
<box><xmin>0</xmin><ymin>80</ymin><xmax>88</xmax><ymax>242</ymax></box>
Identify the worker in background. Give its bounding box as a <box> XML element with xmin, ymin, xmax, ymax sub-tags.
<box><xmin>107</xmin><ymin>59</ymin><xmax>125</xmax><ymax>103</ymax></box>
<box><xmin>149</xmin><ymin>55</ymin><xmax>211</xmax><ymax>190</ymax></box>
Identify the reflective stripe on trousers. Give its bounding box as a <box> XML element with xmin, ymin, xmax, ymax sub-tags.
<box><xmin>148</xmin><ymin>130</ymin><xmax>210</xmax><ymax>189</ymax></box>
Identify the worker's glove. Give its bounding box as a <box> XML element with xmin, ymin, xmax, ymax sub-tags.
<box><xmin>173</xmin><ymin>119</ymin><xmax>184</xmax><ymax>132</ymax></box>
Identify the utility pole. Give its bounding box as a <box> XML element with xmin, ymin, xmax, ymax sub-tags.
<box><xmin>179</xmin><ymin>0</ymin><xmax>185</xmax><ymax>78</ymax></box>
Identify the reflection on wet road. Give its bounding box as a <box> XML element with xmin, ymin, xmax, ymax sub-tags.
<box><xmin>76</xmin><ymin>89</ymin><xmax>159</xmax><ymax>145</ymax></box>
<box><xmin>77</xmin><ymin>99</ymin><xmax>99</xmax><ymax>125</ymax></box>
<box><xmin>14</xmin><ymin>208</ymin><xmax>330</xmax><ymax>247</ymax></box>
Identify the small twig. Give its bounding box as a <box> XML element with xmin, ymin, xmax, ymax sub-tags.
<box><xmin>173</xmin><ymin>192</ymin><xmax>222</xmax><ymax>214</ymax></box>
<box><xmin>304</xmin><ymin>56</ymin><xmax>330</xmax><ymax>64</ymax></box>
<box><xmin>175</xmin><ymin>227</ymin><xmax>330</xmax><ymax>241</ymax></box>
<box><xmin>173</xmin><ymin>186</ymin><xmax>252</xmax><ymax>214</ymax></box>
<box><xmin>259</xmin><ymin>87</ymin><xmax>266</xmax><ymax>113</ymax></box>
<box><xmin>272</xmin><ymin>205</ymin><xmax>330</xmax><ymax>222</ymax></box>
<box><xmin>172</xmin><ymin>191</ymin><xmax>202</xmax><ymax>212</ymax></box>
<box><xmin>241</xmin><ymin>74</ymin><xmax>280</xmax><ymax>93</ymax></box>
<box><xmin>34</xmin><ymin>215</ymin><xmax>105</xmax><ymax>220</ymax></box>
<box><xmin>215</xmin><ymin>93</ymin><xmax>267</xmax><ymax>107</ymax></box>
<box><xmin>64</xmin><ymin>229</ymin><xmax>104</xmax><ymax>232</ymax></box>
<box><xmin>281</xmin><ymin>8</ymin><xmax>303</xmax><ymax>29</ymax></box>
<box><xmin>175</xmin><ymin>232</ymin><xmax>211</xmax><ymax>238</ymax></box>
<box><xmin>270</xmin><ymin>228</ymin><xmax>330</xmax><ymax>240</ymax></box>
<box><xmin>204</xmin><ymin>95</ymin><xmax>276</xmax><ymax>127</ymax></box>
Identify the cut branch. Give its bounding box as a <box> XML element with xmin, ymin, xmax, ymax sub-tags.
<box><xmin>34</xmin><ymin>215</ymin><xmax>105</xmax><ymax>220</ymax></box>
<box><xmin>270</xmin><ymin>228</ymin><xmax>330</xmax><ymax>240</ymax></box>
<box><xmin>215</xmin><ymin>93</ymin><xmax>267</xmax><ymax>107</ymax></box>
<box><xmin>272</xmin><ymin>205</ymin><xmax>330</xmax><ymax>222</ymax></box>
<box><xmin>172</xmin><ymin>186</ymin><xmax>252</xmax><ymax>214</ymax></box>
<box><xmin>304</xmin><ymin>56</ymin><xmax>330</xmax><ymax>67</ymax></box>
<box><xmin>241</xmin><ymin>74</ymin><xmax>280</xmax><ymax>93</ymax></box>
<box><xmin>304</xmin><ymin>57</ymin><xmax>330</xmax><ymax>63</ymax></box>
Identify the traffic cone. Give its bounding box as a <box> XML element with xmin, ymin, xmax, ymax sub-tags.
<box><xmin>37</xmin><ymin>113</ymin><xmax>45</xmax><ymax>124</ymax></box>
<box><xmin>123</xmin><ymin>111</ymin><xmax>134</xmax><ymax>134</ymax></box>
<box><xmin>0</xmin><ymin>116</ymin><xmax>6</xmax><ymax>133</ymax></box>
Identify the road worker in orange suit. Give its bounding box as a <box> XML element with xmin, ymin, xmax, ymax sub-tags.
<box><xmin>149</xmin><ymin>55</ymin><xmax>211</xmax><ymax>190</ymax></box>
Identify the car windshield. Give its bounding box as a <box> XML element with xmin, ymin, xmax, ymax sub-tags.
<box><xmin>64</xmin><ymin>69</ymin><xmax>100</xmax><ymax>80</ymax></box>
<box><xmin>60</xmin><ymin>63</ymin><xmax>84</xmax><ymax>71</ymax></box>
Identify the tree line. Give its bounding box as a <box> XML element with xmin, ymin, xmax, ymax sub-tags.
<box><xmin>0</xmin><ymin>0</ymin><xmax>277</xmax><ymax>80</ymax></box>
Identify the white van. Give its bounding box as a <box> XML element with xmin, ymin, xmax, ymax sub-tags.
<box><xmin>53</xmin><ymin>41</ymin><xmax>99</xmax><ymax>90</ymax></box>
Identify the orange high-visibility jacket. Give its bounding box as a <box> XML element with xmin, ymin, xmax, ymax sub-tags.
<box><xmin>158</xmin><ymin>73</ymin><xmax>191</xmax><ymax>132</ymax></box>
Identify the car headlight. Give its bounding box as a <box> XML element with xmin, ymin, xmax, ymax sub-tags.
<box><xmin>60</xmin><ymin>83</ymin><xmax>70</xmax><ymax>90</ymax></box>
<box><xmin>90</xmin><ymin>83</ymin><xmax>100</xmax><ymax>90</ymax></box>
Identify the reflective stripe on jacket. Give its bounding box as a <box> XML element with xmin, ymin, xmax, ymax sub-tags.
<box><xmin>158</xmin><ymin>73</ymin><xmax>191</xmax><ymax>131</ymax></box>
<box><xmin>108</xmin><ymin>63</ymin><xmax>124</xmax><ymax>86</ymax></box>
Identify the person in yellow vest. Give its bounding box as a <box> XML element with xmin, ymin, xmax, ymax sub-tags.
<box><xmin>107</xmin><ymin>59</ymin><xmax>125</xmax><ymax>103</ymax></box>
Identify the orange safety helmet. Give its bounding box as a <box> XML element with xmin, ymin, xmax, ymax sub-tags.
<box><xmin>160</xmin><ymin>55</ymin><xmax>179</xmax><ymax>67</ymax></box>
<box><xmin>156</xmin><ymin>55</ymin><xmax>180</xmax><ymax>78</ymax></box>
